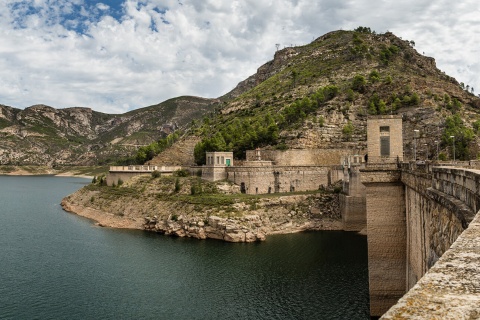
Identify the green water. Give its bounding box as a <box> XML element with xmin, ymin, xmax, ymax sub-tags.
<box><xmin>0</xmin><ymin>176</ymin><xmax>369</xmax><ymax>319</ymax></box>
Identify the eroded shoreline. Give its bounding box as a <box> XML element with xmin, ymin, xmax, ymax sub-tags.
<box><xmin>61</xmin><ymin>175</ymin><xmax>344</xmax><ymax>242</ymax></box>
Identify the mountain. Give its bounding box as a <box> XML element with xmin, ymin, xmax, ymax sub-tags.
<box><xmin>0</xmin><ymin>96</ymin><xmax>218</xmax><ymax>166</ymax></box>
<box><xmin>3</xmin><ymin>28</ymin><xmax>480</xmax><ymax>168</ymax></box>
<box><xmin>153</xmin><ymin>29</ymin><xmax>480</xmax><ymax>165</ymax></box>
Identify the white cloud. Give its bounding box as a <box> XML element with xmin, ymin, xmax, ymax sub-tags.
<box><xmin>0</xmin><ymin>0</ymin><xmax>479</xmax><ymax>114</ymax></box>
<box><xmin>96</xmin><ymin>3</ymin><xmax>109</xmax><ymax>11</ymax></box>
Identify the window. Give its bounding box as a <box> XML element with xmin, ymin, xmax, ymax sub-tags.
<box><xmin>380</xmin><ymin>126</ymin><xmax>390</xmax><ymax>133</ymax></box>
<box><xmin>380</xmin><ymin>136</ymin><xmax>390</xmax><ymax>157</ymax></box>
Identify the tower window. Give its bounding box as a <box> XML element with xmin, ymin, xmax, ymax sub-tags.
<box><xmin>380</xmin><ymin>136</ymin><xmax>390</xmax><ymax>157</ymax></box>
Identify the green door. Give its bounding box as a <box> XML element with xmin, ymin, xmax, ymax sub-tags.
<box><xmin>226</xmin><ymin>159</ymin><xmax>231</xmax><ymax>166</ymax></box>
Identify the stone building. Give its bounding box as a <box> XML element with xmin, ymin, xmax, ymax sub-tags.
<box><xmin>367</xmin><ymin>115</ymin><xmax>403</xmax><ymax>163</ymax></box>
<box><xmin>201</xmin><ymin>149</ymin><xmax>346</xmax><ymax>194</ymax></box>
<box><xmin>201</xmin><ymin>151</ymin><xmax>234</xmax><ymax>181</ymax></box>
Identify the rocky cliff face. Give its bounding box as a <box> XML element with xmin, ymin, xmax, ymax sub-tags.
<box><xmin>211</xmin><ymin>30</ymin><xmax>480</xmax><ymax>160</ymax></box>
<box><xmin>61</xmin><ymin>175</ymin><xmax>342</xmax><ymax>242</ymax></box>
<box><xmin>0</xmin><ymin>96</ymin><xmax>218</xmax><ymax>166</ymax></box>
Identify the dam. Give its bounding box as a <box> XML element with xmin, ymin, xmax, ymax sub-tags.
<box><xmin>341</xmin><ymin>115</ymin><xmax>480</xmax><ymax>318</ymax></box>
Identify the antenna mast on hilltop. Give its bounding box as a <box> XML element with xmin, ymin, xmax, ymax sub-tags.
<box><xmin>275</xmin><ymin>43</ymin><xmax>280</xmax><ymax>51</ymax></box>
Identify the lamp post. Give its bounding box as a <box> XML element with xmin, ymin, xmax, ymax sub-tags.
<box><xmin>413</xmin><ymin>129</ymin><xmax>419</xmax><ymax>161</ymax></box>
<box><xmin>434</xmin><ymin>140</ymin><xmax>439</xmax><ymax>160</ymax></box>
<box><xmin>450</xmin><ymin>135</ymin><xmax>455</xmax><ymax>162</ymax></box>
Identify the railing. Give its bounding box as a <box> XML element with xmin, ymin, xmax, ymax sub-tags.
<box><xmin>109</xmin><ymin>165</ymin><xmax>182</xmax><ymax>172</ymax></box>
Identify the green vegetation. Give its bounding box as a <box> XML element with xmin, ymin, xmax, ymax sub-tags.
<box><xmin>174</xmin><ymin>178</ymin><xmax>181</xmax><ymax>193</ymax></box>
<box><xmin>379</xmin><ymin>45</ymin><xmax>400</xmax><ymax>64</ymax></box>
<box><xmin>351</xmin><ymin>74</ymin><xmax>367</xmax><ymax>92</ymax></box>
<box><xmin>116</xmin><ymin>132</ymin><xmax>180</xmax><ymax>165</ymax></box>
<box><xmin>342</xmin><ymin>121</ymin><xmax>354</xmax><ymax>141</ymax></box>
<box><xmin>194</xmin><ymin>85</ymin><xmax>339</xmax><ymax>164</ymax></box>
<box><xmin>173</xmin><ymin>169</ymin><xmax>190</xmax><ymax>177</ymax></box>
<box><xmin>442</xmin><ymin>114</ymin><xmax>474</xmax><ymax>160</ymax></box>
<box><xmin>354</xmin><ymin>26</ymin><xmax>375</xmax><ymax>34</ymax></box>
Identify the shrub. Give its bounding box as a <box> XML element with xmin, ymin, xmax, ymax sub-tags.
<box><xmin>174</xmin><ymin>169</ymin><xmax>190</xmax><ymax>177</ymax></box>
<box><xmin>346</xmin><ymin>89</ymin><xmax>355</xmax><ymax>102</ymax></box>
<box><xmin>351</xmin><ymin>74</ymin><xmax>366</xmax><ymax>92</ymax></box>
<box><xmin>151</xmin><ymin>170</ymin><xmax>161</xmax><ymax>178</ymax></box>
<box><xmin>318</xmin><ymin>116</ymin><xmax>325</xmax><ymax>127</ymax></box>
<box><xmin>333</xmin><ymin>186</ymin><xmax>343</xmax><ymax>193</ymax></box>
<box><xmin>342</xmin><ymin>121</ymin><xmax>354</xmax><ymax>141</ymax></box>
<box><xmin>174</xmin><ymin>178</ymin><xmax>181</xmax><ymax>193</ymax></box>
<box><xmin>369</xmin><ymin>70</ymin><xmax>380</xmax><ymax>83</ymax></box>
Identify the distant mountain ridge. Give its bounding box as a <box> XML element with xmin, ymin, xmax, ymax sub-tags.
<box><xmin>0</xmin><ymin>96</ymin><xmax>218</xmax><ymax>166</ymax></box>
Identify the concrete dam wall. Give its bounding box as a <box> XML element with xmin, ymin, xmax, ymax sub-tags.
<box><xmin>340</xmin><ymin>163</ymin><xmax>480</xmax><ymax>317</ymax></box>
<box><xmin>377</xmin><ymin>165</ymin><xmax>480</xmax><ymax>318</ymax></box>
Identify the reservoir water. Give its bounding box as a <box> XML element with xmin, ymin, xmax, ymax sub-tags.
<box><xmin>0</xmin><ymin>176</ymin><xmax>369</xmax><ymax>319</ymax></box>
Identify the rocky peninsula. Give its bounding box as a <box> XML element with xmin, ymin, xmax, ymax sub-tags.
<box><xmin>61</xmin><ymin>174</ymin><xmax>342</xmax><ymax>242</ymax></box>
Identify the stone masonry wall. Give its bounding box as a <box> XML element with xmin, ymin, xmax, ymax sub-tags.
<box><xmin>382</xmin><ymin>210</ymin><xmax>480</xmax><ymax>319</ymax></box>
<box><xmin>367</xmin><ymin>115</ymin><xmax>403</xmax><ymax>162</ymax></box>
<box><xmin>245</xmin><ymin>149</ymin><xmax>353</xmax><ymax>166</ymax></box>
<box><xmin>226</xmin><ymin>166</ymin><xmax>329</xmax><ymax>194</ymax></box>
<box><xmin>365</xmin><ymin>181</ymin><xmax>406</xmax><ymax>317</ymax></box>
<box><xmin>381</xmin><ymin>165</ymin><xmax>480</xmax><ymax>318</ymax></box>
<box><xmin>401</xmin><ymin>168</ymin><xmax>469</xmax><ymax>290</ymax></box>
<box><xmin>340</xmin><ymin>166</ymin><xmax>367</xmax><ymax>231</ymax></box>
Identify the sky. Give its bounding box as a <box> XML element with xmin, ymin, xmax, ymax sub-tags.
<box><xmin>0</xmin><ymin>0</ymin><xmax>479</xmax><ymax>114</ymax></box>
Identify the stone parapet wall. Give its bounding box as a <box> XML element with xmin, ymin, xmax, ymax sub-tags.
<box><xmin>245</xmin><ymin>149</ymin><xmax>354</xmax><ymax>166</ymax></box>
<box><xmin>431</xmin><ymin>167</ymin><xmax>480</xmax><ymax>220</ymax></box>
<box><xmin>403</xmin><ymin>184</ymin><xmax>465</xmax><ymax>290</ymax></box>
<box><xmin>402</xmin><ymin>167</ymin><xmax>471</xmax><ymax>289</ymax></box>
<box><xmin>381</xmin><ymin>165</ymin><xmax>480</xmax><ymax>318</ymax></box>
<box><xmin>381</xmin><ymin>210</ymin><xmax>480</xmax><ymax>319</ymax></box>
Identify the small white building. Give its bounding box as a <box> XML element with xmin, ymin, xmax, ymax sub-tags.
<box><xmin>202</xmin><ymin>151</ymin><xmax>233</xmax><ymax>181</ymax></box>
<box><xmin>205</xmin><ymin>151</ymin><xmax>233</xmax><ymax>167</ymax></box>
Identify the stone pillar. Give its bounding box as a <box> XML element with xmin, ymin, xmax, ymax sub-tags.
<box><xmin>340</xmin><ymin>166</ymin><xmax>366</xmax><ymax>231</ymax></box>
<box><xmin>365</xmin><ymin>179</ymin><xmax>406</xmax><ymax>316</ymax></box>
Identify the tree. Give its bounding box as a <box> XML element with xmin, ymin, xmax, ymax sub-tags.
<box><xmin>351</xmin><ymin>74</ymin><xmax>367</xmax><ymax>92</ymax></box>
<box><xmin>342</xmin><ymin>121</ymin><xmax>354</xmax><ymax>141</ymax></box>
<box><xmin>369</xmin><ymin>70</ymin><xmax>380</xmax><ymax>83</ymax></box>
<box><xmin>174</xmin><ymin>178</ymin><xmax>181</xmax><ymax>193</ymax></box>
<box><xmin>354</xmin><ymin>26</ymin><xmax>374</xmax><ymax>34</ymax></box>
<box><xmin>291</xmin><ymin>70</ymin><xmax>298</xmax><ymax>88</ymax></box>
<box><xmin>442</xmin><ymin>114</ymin><xmax>475</xmax><ymax>160</ymax></box>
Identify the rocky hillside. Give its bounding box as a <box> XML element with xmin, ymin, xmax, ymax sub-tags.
<box><xmin>3</xmin><ymin>28</ymin><xmax>480</xmax><ymax>168</ymax></box>
<box><xmin>172</xmin><ymin>29</ymin><xmax>480</xmax><ymax>165</ymax></box>
<box><xmin>61</xmin><ymin>174</ymin><xmax>342</xmax><ymax>242</ymax></box>
<box><xmin>0</xmin><ymin>96</ymin><xmax>218</xmax><ymax>166</ymax></box>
